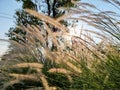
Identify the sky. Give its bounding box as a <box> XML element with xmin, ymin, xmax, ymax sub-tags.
<box><xmin>0</xmin><ymin>0</ymin><xmax>22</xmax><ymax>57</ymax></box>
<box><xmin>0</xmin><ymin>41</ymin><xmax>10</xmax><ymax>58</ymax></box>
<box><xmin>0</xmin><ymin>0</ymin><xmax>22</xmax><ymax>39</ymax></box>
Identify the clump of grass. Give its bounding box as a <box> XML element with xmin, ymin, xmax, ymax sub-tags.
<box><xmin>0</xmin><ymin>1</ymin><xmax>120</xmax><ymax>90</ymax></box>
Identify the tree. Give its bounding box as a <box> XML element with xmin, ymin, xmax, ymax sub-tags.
<box><xmin>7</xmin><ymin>0</ymin><xmax>80</xmax><ymax>47</ymax></box>
<box><xmin>7</xmin><ymin>0</ymin><xmax>79</xmax><ymax>49</ymax></box>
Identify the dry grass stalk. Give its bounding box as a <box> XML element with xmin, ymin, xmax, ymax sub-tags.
<box><xmin>56</xmin><ymin>14</ymin><xmax>71</xmax><ymax>22</ymax></box>
<box><xmin>31</xmin><ymin>25</ymin><xmax>41</xmax><ymax>33</ymax></box>
<box><xmin>25</xmin><ymin>9</ymin><xmax>68</xmax><ymax>33</ymax></box>
<box><xmin>27</xmin><ymin>26</ymin><xmax>46</xmax><ymax>44</ymax></box>
<box><xmin>18</xmin><ymin>25</ymin><xmax>46</xmax><ymax>45</ymax></box>
<box><xmin>11</xmin><ymin>40</ymin><xmax>24</xmax><ymax>48</ymax></box>
<box><xmin>49</xmin><ymin>87</ymin><xmax>57</xmax><ymax>90</ymax></box>
<box><xmin>65</xmin><ymin>61</ymin><xmax>82</xmax><ymax>73</ymax></box>
<box><xmin>12</xmin><ymin>32</ymin><xmax>25</xmax><ymax>42</ymax></box>
<box><xmin>9</xmin><ymin>73</ymin><xmax>39</xmax><ymax>81</ymax></box>
<box><xmin>26</xmin><ymin>35</ymin><xmax>36</xmax><ymax>45</ymax></box>
<box><xmin>65</xmin><ymin>52</ymin><xmax>80</xmax><ymax>63</ymax></box>
<box><xmin>45</xmin><ymin>51</ymin><xmax>62</xmax><ymax>64</ymax></box>
<box><xmin>44</xmin><ymin>23</ymin><xmax>60</xmax><ymax>47</ymax></box>
<box><xmin>67</xmin><ymin>74</ymin><xmax>73</xmax><ymax>82</ymax></box>
<box><xmin>84</xmin><ymin>29</ymin><xmax>108</xmax><ymax>40</ymax></box>
<box><xmin>17</xmin><ymin>26</ymin><xmax>31</xmax><ymax>34</ymax></box>
<box><xmin>48</xmin><ymin>68</ymin><xmax>73</xmax><ymax>82</ymax></box>
<box><xmin>48</xmin><ymin>68</ymin><xmax>71</xmax><ymax>74</ymax></box>
<box><xmin>39</xmin><ymin>75</ymin><xmax>50</xmax><ymax>90</ymax></box>
<box><xmin>44</xmin><ymin>23</ymin><xmax>52</xmax><ymax>35</ymax></box>
<box><xmin>12</xmin><ymin>63</ymin><xmax>43</xmax><ymax>69</ymax></box>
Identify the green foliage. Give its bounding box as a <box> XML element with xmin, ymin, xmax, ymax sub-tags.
<box><xmin>103</xmin><ymin>53</ymin><xmax>120</xmax><ymax>89</ymax></box>
<box><xmin>0</xmin><ymin>45</ymin><xmax>120</xmax><ymax>90</ymax></box>
<box><xmin>7</xmin><ymin>0</ymin><xmax>79</xmax><ymax>42</ymax></box>
<box><xmin>16</xmin><ymin>0</ymin><xmax>37</xmax><ymax>10</ymax></box>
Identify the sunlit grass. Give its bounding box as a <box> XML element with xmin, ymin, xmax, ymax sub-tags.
<box><xmin>0</xmin><ymin>0</ymin><xmax>120</xmax><ymax>90</ymax></box>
